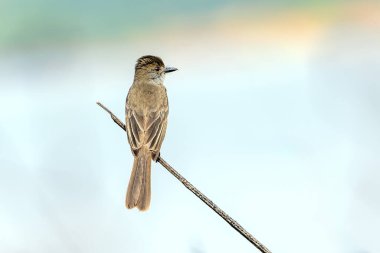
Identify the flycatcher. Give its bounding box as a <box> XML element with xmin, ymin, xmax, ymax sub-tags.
<box><xmin>125</xmin><ymin>55</ymin><xmax>177</xmax><ymax>211</ymax></box>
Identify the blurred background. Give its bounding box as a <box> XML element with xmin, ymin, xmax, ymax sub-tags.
<box><xmin>0</xmin><ymin>0</ymin><xmax>379</xmax><ymax>252</ymax></box>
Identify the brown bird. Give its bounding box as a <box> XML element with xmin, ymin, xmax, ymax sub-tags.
<box><xmin>125</xmin><ymin>55</ymin><xmax>177</xmax><ymax>211</ymax></box>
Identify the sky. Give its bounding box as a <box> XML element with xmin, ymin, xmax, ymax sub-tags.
<box><xmin>0</xmin><ymin>1</ymin><xmax>379</xmax><ymax>253</ymax></box>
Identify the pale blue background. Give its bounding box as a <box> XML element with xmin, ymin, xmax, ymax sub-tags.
<box><xmin>0</xmin><ymin>1</ymin><xmax>379</xmax><ymax>253</ymax></box>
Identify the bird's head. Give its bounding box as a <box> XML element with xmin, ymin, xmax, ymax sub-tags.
<box><xmin>134</xmin><ymin>55</ymin><xmax>177</xmax><ymax>83</ymax></box>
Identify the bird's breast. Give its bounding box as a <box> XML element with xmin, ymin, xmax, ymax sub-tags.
<box><xmin>129</xmin><ymin>83</ymin><xmax>167</xmax><ymax>114</ymax></box>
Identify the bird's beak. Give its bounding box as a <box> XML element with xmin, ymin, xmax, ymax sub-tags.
<box><xmin>164</xmin><ymin>67</ymin><xmax>178</xmax><ymax>73</ymax></box>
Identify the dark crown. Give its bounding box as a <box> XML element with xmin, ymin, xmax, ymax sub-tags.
<box><xmin>135</xmin><ymin>55</ymin><xmax>164</xmax><ymax>69</ymax></box>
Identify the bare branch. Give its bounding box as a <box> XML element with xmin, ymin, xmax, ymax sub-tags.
<box><xmin>96</xmin><ymin>101</ymin><xmax>272</xmax><ymax>253</ymax></box>
<box><xmin>96</xmin><ymin>102</ymin><xmax>125</xmax><ymax>131</ymax></box>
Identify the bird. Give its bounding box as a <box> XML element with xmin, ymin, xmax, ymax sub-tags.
<box><xmin>125</xmin><ymin>55</ymin><xmax>177</xmax><ymax>211</ymax></box>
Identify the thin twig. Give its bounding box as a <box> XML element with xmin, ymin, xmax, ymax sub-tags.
<box><xmin>96</xmin><ymin>101</ymin><xmax>272</xmax><ymax>253</ymax></box>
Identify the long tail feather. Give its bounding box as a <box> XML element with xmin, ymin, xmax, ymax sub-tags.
<box><xmin>126</xmin><ymin>148</ymin><xmax>151</xmax><ymax>211</ymax></box>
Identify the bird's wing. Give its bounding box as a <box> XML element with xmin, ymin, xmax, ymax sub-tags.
<box><xmin>125</xmin><ymin>108</ymin><xmax>143</xmax><ymax>153</ymax></box>
<box><xmin>145</xmin><ymin>109</ymin><xmax>168</xmax><ymax>154</ymax></box>
<box><xmin>126</xmin><ymin>100</ymin><xmax>168</xmax><ymax>157</ymax></box>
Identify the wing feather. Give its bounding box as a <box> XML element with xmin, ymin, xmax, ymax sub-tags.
<box><xmin>126</xmin><ymin>102</ymin><xmax>168</xmax><ymax>156</ymax></box>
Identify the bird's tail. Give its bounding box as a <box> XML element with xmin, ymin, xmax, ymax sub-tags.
<box><xmin>126</xmin><ymin>147</ymin><xmax>151</xmax><ymax>211</ymax></box>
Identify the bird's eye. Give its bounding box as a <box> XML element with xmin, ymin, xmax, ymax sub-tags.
<box><xmin>155</xmin><ymin>67</ymin><xmax>160</xmax><ymax>71</ymax></box>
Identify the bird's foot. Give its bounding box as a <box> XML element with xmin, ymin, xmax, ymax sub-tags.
<box><xmin>153</xmin><ymin>152</ymin><xmax>161</xmax><ymax>163</ymax></box>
